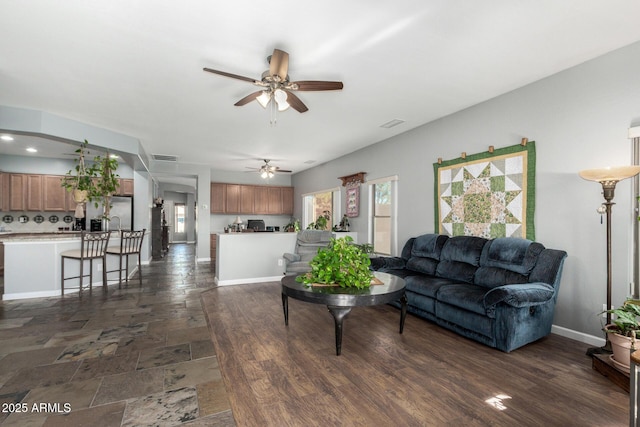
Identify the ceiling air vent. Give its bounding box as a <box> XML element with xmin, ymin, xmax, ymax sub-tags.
<box><xmin>152</xmin><ymin>154</ymin><xmax>179</xmax><ymax>162</ymax></box>
<box><xmin>380</xmin><ymin>119</ymin><xmax>405</xmax><ymax>129</ymax></box>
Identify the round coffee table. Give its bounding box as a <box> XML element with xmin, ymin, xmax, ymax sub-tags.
<box><xmin>281</xmin><ymin>271</ymin><xmax>407</xmax><ymax>355</ymax></box>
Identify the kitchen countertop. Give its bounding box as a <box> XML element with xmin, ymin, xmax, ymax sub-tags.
<box><xmin>0</xmin><ymin>231</ymin><xmax>83</xmax><ymax>242</ymax></box>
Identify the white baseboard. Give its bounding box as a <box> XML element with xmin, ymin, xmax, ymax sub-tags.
<box><xmin>215</xmin><ymin>276</ymin><xmax>284</xmax><ymax>286</ymax></box>
<box><xmin>551</xmin><ymin>324</ymin><xmax>605</xmax><ymax>347</ymax></box>
<box><xmin>196</xmin><ymin>257</ymin><xmax>211</xmax><ymax>263</ymax></box>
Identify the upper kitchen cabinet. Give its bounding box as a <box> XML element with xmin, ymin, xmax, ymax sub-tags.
<box><xmin>118</xmin><ymin>178</ymin><xmax>134</xmax><ymax>196</ymax></box>
<box><xmin>210</xmin><ymin>182</ymin><xmax>226</xmax><ymax>213</ymax></box>
<box><xmin>9</xmin><ymin>174</ymin><xmax>26</xmax><ymax>211</ymax></box>
<box><xmin>225</xmin><ymin>184</ymin><xmax>240</xmax><ymax>213</ymax></box>
<box><xmin>43</xmin><ymin>175</ymin><xmax>68</xmax><ymax>211</ymax></box>
<box><xmin>281</xmin><ymin>186</ymin><xmax>293</xmax><ymax>215</ymax></box>
<box><xmin>210</xmin><ymin>183</ymin><xmax>294</xmax><ymax>215</ymax></box>
<box><xmin>0</xmin><ymin>173</ymin><xmax>9</xmax><ymax>211</ymax></box>
<box><xmin>240</xmin><ymin>185</ymin><xmax>254</xmax><ymax>214</ymax></box>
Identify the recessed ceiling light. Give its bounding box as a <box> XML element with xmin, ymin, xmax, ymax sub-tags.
<box><xmin>380</xmin><ymin>119</ymin><xmax>405</xmax><ymax>129</ymax></box>
<box><xmin>1</xmin><ymin>135</ymin><xmax>14</xmax><ymax>141</ymax></box>
<box><xmin>109</xmin><ymin>154</ymin><xmax>119</xmax><ymax>159</ymax></box>
<box><xmin>26</xmin><ymin>147</ymin><xmax>38</xmax><ymax>153</ymax></box>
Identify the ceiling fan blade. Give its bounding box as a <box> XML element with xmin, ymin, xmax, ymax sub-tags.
<box><xmin>291</xmin><ymin>80</ymin><xmax>344</xmax><ymax>91</ymax></box>
<box><xmin>269</xmin><ymin>49</ymin><xmax>289</xmax><ymax>81</ymax></box>
<box><xmin>234</xmin><ymin>91</ymin><xmax>263</xmax><ymax>106</ymax></box>
<box><xmin>203</xmin><ymin>67</ymin><xmax>259</xmax><ymax>84</ymax></box>
<box><xmin>284</xmin><ymin>90</ymin><xmax>308</xmax><ymax>113</ymax></box>
<box><xmin>275</xmin><ymin>168</ymin><xmax>292</xmax><ymax>173</ymax></box>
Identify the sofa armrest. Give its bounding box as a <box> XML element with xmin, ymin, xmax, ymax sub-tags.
<box><xmin>370</xmin><ymin>256</ymin><xmax>406</xmax><ymax>271</ymax></box>
<box><xmin>283</xmin><ymin>253</ymin><xmax>301</xmax><ymax>263</ymax></box>
<box><xmin>483</xmin><ymin>283</ymin><xmax>555</xmax><ymax>310</ymax></box>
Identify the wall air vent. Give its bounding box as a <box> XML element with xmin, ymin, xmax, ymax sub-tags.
<box><xmin>380</xmin><ymin>119</ymin><xmax>405</xmax><ymax>129</ymax></box>
<box><xmin>152</xmin><ymin>154</ymin><xmax>179</xmax><ymax>162</ymax></box>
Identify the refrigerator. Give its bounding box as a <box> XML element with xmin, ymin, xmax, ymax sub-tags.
<box><xmin>85</xmin><ymin>196</ymin><xmax>133</xmax><ymax>230</ymax></box>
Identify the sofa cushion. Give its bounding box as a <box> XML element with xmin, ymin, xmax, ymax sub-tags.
<box><xmin>435</xmin><ymin>236</ymin><xmax>487</xmax><ymax>283</ymax></box>
<box><xmin>410</xmin><ymin>234</ymin><xmax>448</xmax><ymax>259</ymax></box>
<box><xmin>474</xmin><ymin>267</ymin><xmax>528</xmax><ymax>289</ymax></box>
<box><xmin>480</xmin><ymin>237</ymin><xmax>544</xmax><ymax>275</ymax></box>
<box><xmin>436</xmin><ymin>284</ymin><xmax>489</xmax><ymax>316</ymax></box>
<box><xmin>406</xmin><ymin>257</ymin><xmax>439</xmax><ymax>276</ymax></box>
<box><xmin>405</xmin><ymin>275</ymin><xmax>458</xmax><ymax>298</ymax></box>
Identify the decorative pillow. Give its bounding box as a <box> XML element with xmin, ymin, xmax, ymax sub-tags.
<box><xmin>480</xmin><ymin>238</ymin><xmax>544</xmax><ymax>275</ymax></box>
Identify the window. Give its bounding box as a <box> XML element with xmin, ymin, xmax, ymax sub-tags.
<box><xmin>175</xmin><ymin>203</ymin><xmax>186</xmax><ymax>233</ymax></box>
<box><xmin>302</xmin><ymin>189</ymin><xmax>339</xmax><ymax>230</ymax></box>
<box><xmin>370</xmin><ymin>177</ymin><xmax>397</xmax><ymax>255</ymax></box>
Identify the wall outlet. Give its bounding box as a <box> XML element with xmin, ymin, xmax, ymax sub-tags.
<box><xmin>277</xmin><ymin>259</ymin><xmax>283</xmax><ymax>266</ymax></box>
<box><xmin>602</xmin><ymin>303</ymin><xmax>611</xmax><ymax>318</ymax></box>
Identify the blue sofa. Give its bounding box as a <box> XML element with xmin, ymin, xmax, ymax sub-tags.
<box><xmin>370</xmin><ymin>234</ymin><xmax>567</xmax><ymax>352</ymax></box>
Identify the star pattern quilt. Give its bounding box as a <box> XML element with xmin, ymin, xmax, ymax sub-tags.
<box><xmin>434</xmin><ymin>142</ymin><xmax>536</xmax><ymax>240</ymax></box>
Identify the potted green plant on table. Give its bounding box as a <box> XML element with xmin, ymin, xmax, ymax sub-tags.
<box><xmin>603</xmin><ymin>299</ymin><xmax>640</xmax><ymax>371</ymax></box>
<box><xmin>296</xmin><ymin>235</ymin><xmax>374</xmax><ymax>289</ymax></box>
<box><xmin>307</xmin><ymin>210</ymin><xmax>331</xmax><ymax>230</ymax></box>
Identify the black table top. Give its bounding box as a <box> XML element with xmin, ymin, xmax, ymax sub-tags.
<box><xmin>281</xmin><ymin>271</ymin><xmax>406</xmax><ymax>307</ymax></box>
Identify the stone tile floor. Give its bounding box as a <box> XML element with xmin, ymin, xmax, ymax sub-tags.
<box><xmin>0</xmin><ymin>243</ymin><xmax>235</xmax><ymax>427</ymax></box>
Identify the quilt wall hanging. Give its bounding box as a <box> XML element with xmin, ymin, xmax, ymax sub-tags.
<box><xmin>433</xmin><ymin>139</ymin><xmax>536</xmax><ymax>240</ymax></box>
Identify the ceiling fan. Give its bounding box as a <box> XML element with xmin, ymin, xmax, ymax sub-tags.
<box><xmin>246</xmin><ymin>159</ymin><xmax>292</xmax><ymax>179</ymax></box>
<box><xmin>203</xmin><ymin>48</ymin><xmax>343</xmax><ymax>114</ymax></box>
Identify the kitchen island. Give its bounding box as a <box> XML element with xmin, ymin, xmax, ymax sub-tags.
<box><xmin>215</xmin><ymin>231</ymin><xmax>357</xmax><ymax>286</ymax></box>
<box><xmin>1</xmin><ymin>232</ymin><xmax>142</xmax><ymax>300</ymax></box>
<box><xmin>215</xmin><ymin>232</ymin><xmax>297</xmax><ymax>286</ymax></box>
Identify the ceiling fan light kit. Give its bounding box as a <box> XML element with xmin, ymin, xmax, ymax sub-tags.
<box><xmin>246</xmin><ymin>159</ymin><xmax>292</xmax><ymax>179</ymax></box>
<box><xmin>204</xmin><ymin>48</ymin><xmax>343</xmax><ymax>124</ymax></box>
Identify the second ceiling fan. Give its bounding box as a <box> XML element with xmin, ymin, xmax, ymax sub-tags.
<box><xmin>203</xmin><ymin>48</ymin><xmax>343</xmax><ymax>113</ymax></box>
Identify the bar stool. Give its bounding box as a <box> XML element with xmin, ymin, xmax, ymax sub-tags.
<box><xmin>61</xmin><ymin>231</ymin><xmax>111</xmax><ymax>296</ymax></box>
<box><xmin>106</xmin><ymin>229</ymin><xmax>146</xmax><ymax>288</ymax></box>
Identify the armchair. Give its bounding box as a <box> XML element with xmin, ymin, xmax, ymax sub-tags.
<box><xmin>283</xmin><ymin>230</ymin><xmax>333</xmax><ymax>276</ymax></box>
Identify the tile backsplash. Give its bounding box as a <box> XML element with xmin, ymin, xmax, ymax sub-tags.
<box><xmin>0</xmin><ymin>212</ymin><xmax>76</xmax><ymax>233</ymax></box>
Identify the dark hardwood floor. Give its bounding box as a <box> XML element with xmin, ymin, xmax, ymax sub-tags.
<box><xmin>201</xmin><ymin>282</ymin><xmax>628</xmax><ymax>426</ymax></box>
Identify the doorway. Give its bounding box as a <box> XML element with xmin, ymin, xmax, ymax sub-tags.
<box><xmin>173</xmin><ymin>203</ymin><xmax>187</xmax><ymax>243</ymax></box>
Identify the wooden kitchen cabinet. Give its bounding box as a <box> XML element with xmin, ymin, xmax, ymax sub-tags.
<box><xmin>26</xmin><ymin>175</ymin><xmax>43</xmax><ymax>211</ymax></box>
<box><xmin>281</xmin><ymin>186</ymin><xmax>293</xmax><ymax>215</ymax></box>
<box><xmin>210</xmin><ymin>234</ymin><xmax>217</xmax><ymax>264</ymax></box>
<box><xmin>43</xmin><ymin>175</ymin><xmax>68</xmax><ymax>211</ymax></box>
<box><xmin>210</xmin><ymin>183</ymin><xmax>226</xmax><ymax>213</ymax></box>
<box><xmin>0</xmin><ymin>173</ymin><xmax>9</xmax><ymax>212</ymax></box>
<box><xmin>210</xmin><ymin>182</ymin><xmax>293</xmax><ymax>215</ymax></box>
<box><xmin>253</xmin><ymin>186</ymin><xmax>269</xmax><ymax>214</ymax></box>
<box><xmin>118</xmin><ymin>178</ymin><xmax>134</xmax><ymax>196</ymax></box>
<box><xmin>9</xmin><ymin>174</ymin><xmax>26</xmax><ymax>211</ymax></box>
<box><xmin>267</xmin><ymin>187</ymin><xmax>282</xmax><ymax>214</ymax></box>
<box><xmin>240</xmin><ymin>185</ymin><xmax>254</xmax><ymax>213</ymax></box>
<box><xmin>225</xmin><ymin>184</ymin><xmax>240</xmax><ymax>213</ymax></box>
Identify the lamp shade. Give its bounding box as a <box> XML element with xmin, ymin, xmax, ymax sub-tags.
<box><xmin>579</xmin><ymin>165</ymin><xmax>640</xmax><ymax>183</ymax></box>
<box><xmin>234</xmin><ymin>216</ymin><xmax>242</xmax><ymax>224</ymax></box>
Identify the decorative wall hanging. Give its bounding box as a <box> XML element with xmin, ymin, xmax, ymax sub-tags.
<box><xmin>345</xmin><ymin>186</ymin><xmax>360</xmax><ymax>217</ymax></box>
<box><xmin>338</xmin><ymin>172</ymin><xmax>366</xmax><ymax>218</ymax></box>
<box><xmin>433</xmin><ymin>139</ymin><xmax>536</xmax><ymax>240</ymax></box>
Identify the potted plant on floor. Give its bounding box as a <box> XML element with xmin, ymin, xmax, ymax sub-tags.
<box><xmin>296</xmin><ymin>235</ymin><xmax>374</xmax><ymax>289</ymax></box>
<box><xmin>604</xmin><ymin>299</ymin><xmax>640</xmax><ymax>371</ymax></box>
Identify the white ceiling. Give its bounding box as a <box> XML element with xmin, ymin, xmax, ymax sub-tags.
<box><xmin>2</xmin><ymin>1</ymin><xmax>640</xmax><ymax>176</ymax></box>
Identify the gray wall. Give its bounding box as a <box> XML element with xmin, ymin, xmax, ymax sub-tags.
<box><xmin>292</xmin><ymin>40</ymin><xmax>640</xmax><ymax>342</ymax></box>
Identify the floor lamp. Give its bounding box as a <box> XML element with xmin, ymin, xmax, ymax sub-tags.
<box><xmin>579</xmin><ymin>165</ymin><xmax>640</xmax><ymax>355</ymax></box>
